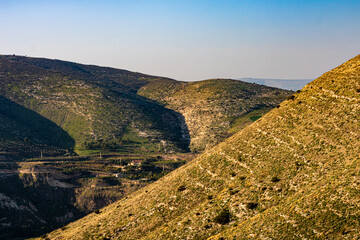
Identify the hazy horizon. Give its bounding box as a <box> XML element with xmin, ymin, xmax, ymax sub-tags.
<box><xmin>1</xmin><ymin>0</ymin><xmax>359</xmax><ymax>81</ymax></box>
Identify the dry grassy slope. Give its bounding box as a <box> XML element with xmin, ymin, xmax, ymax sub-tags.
<box><xmin>139</xmin><ymin>79</ymin><xmax>291</xmax><ymax>151</ymax></box>
<box><xmin>44</xmin><ymin>55</ymin><xmax>360</xmax><ymax>240</ymax></box>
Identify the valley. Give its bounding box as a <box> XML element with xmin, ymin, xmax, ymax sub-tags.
<box><xmin>43</xmin><ymin>55</ymin><xmax>360</xmax><ymax>239</ymax></box>
<box><xmin>0</xmin><ymin>55</ymin><xmax>292</xmax><ymax>239</ymax></box>
<box><xmin>2</xmin><ymin>1</ymin><xmax>358</xmax><ymax>239</ymax></box>
<box><xmin>0</xmin><ymin>153</ymin><xmax>195</xmax><ymax>239</ymax></box>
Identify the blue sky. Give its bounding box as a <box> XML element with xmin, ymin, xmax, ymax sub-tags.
<box><xmin>0</xmin><ymin>0</ymin><xmax>359</xmax><ymax>80</ymax></box>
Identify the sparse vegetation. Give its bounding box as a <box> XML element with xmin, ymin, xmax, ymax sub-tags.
<box><xmin>41</xmin><ymin>55</ymin><xmax>360</xmax><ymax>240</ymax></box>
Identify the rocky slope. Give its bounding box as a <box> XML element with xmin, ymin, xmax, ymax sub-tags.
<box><xmin>45</xmin><ymin>55</ymin><xmax>360</xmax><ymax>239</ymax></box>
<box><xmin>139</xmin><ymin>79</ymin><xmax>291</xmax><ymax>151</ymax></box>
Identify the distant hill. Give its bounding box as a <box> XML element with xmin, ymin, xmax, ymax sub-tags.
<box><xmin>46</xmin><ymin>55</ymin><xmax>360</xmax><ymax>239</ymax></box>
<box><xmin>239</xmin><ymin>78</ymin><xmax>313</xmax><ymax>91</ymax></box>
<box><xmin>0</xmin><ymin>55</ymin><xmax>189</xmax><ymax>157</ymax></box>
<box><xmin>139</xmin><ymin>78</ymin><xmax>291</xmax><ymax>151</ymax></box>
<box><xmin>0</xmin><ymin>55</ymin><xmax>291</xmax><ymax>158</ymax></box>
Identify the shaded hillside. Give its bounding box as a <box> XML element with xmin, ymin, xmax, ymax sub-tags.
<box><xmin>0</xmin><ymin>96</ymin><xmax>70</xmax><ymax>159</ymax></box>
<box><xmin>139</xmin><ymin>79</ymin><xmax>291</xmax><ymax>151</ymax></box>
<box><xmin>0</xmin><ymin>55</ymin><xmax>189</xmax><ymax>155</ymax></box>
<box><xmin>46</xmin><ymin>55</ymin><xmax>360</xmax><ymax>240</ymax></box>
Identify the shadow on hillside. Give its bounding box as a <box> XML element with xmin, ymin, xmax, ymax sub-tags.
<box><xmin>0</xmin><ymin>173</ymin><xmax>83</xmax><ymax>240</ymax></box>
<box><xmin>0</xmin><ymin>96</ymin><xmax>75</xmax><ymax>150</ymax></box>
<box><xmin>133</xmin><ymin>94</ymin><xmax>191</xmax><ymax>152</ymax></box>
<box><xmin>174</xmin><ymin>111</ymin><xmax>191</xmax><ymax>151</ymax></box>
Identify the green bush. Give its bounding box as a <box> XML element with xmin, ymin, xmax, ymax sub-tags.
<box><xmin>271</xmin><ymin>176</ymin><xmax>280</xmax><ymax>182</ymax></box>
<box><xmin>177</xmin><ymin>185</ymin><xmax>186</xmax><ymax>192</ymax></box>
<box><xmin>214</xmin><ymin>208</ymin><xmax>231</xmax><ymax>225</ymax></box>
<box><xmin>246</xmin><ymin>202</ymin><xmax>258</xmax><ymax>210</ymax></box>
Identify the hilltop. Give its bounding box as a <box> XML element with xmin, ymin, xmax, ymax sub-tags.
<box><xmin>45</xmin><ymin>55</ymin><xmax>360</xmax><ymax>239</ymax></box>
<box><xmin>0</xmin><ymin>55</ymin><xmax>291</xmax><ymax>157</ymax></box>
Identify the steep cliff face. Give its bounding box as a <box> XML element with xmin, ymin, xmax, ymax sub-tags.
<box><xmin>46</xmin><ymin>55</ymin><xmax>360</xmax><ymax>239</ymax></box>
<box><xmin>139</xmin><ymin>79</ymin><xmax>291</xmax><ymax>151</ymax></box>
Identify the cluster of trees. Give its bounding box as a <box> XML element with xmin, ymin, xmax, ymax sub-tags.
<box><xmin>83</xmin><ymin>139</ymin><xmax>123</xmax><ymax>150</ymax></box>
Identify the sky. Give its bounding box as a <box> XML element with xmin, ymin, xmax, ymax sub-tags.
<box><xmin>0</xmin><ymin>0</ymin><xmax>359</xmax><ymax>81</ymax></box>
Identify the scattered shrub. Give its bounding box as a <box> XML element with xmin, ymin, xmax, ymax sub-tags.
<box><xmin>250</xmin><ymin>115</ymin><xmax>261</xmax><ymax>122</ymax></box>
<box><xmin>204</xmin><ymin>224</ymin><xmax>211</xmax><ymax>229</ymax></box>
<box><xmin>214</xmin><ymin>208</ymin><xmax>231</xmax><ymax>225</ymax></box>
<box><xmin>94</xmin><ymin>209</ymin><xmax>100</xmax><ymax>214</ymax></box>
<box><xmin>271</xmin><ymin>176</ymin><xmax>280</xmax><ymax>182</ymax></box>
<box><xmin>287</xmin><ymin>95</ymin><xmax>295</xmax><ymax>101</ymax></box>
<box><xmin>177</xmin><ymin>185</ymin><xmax>186</xmax><ymax>192</ymax></box>
<box><xmin>239</xmin><ymin>176</ymin><xmax>246</xmax><ymax>181</ymax></box>
<box><xmin>229</xmin><ymin>189</ymin><xmax>239</xmax><ymax>195</ymax></box>
<box><xmin>246</xmin><ymin>202</ymin><xmax>258</xmax><ymax>210</ymax></box>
